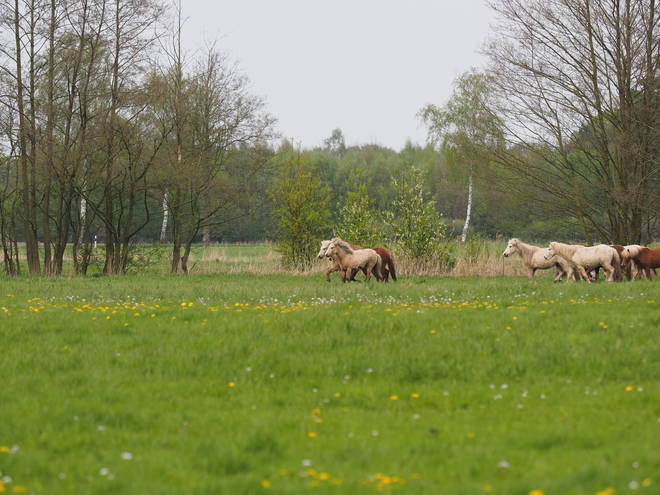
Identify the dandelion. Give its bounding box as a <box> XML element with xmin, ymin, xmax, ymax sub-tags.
<box><xmin>260</xmin><ymin>479</ymin><xmax>271</xmax><ymax>488</ymax></box>
<box><xmin>529</xmin><ymin>490</ymin><xmax>544</xmax><ymax>495</ymax></box>
<box><xmin>319</xmin><ymin>472</ymin><xmax>329</xmax><ymax>480</ymax></box>
<box><xmin>228</xmin><ymin>382</ymin><xmax>235</xmax><ymax>387</ymax></box>
<box><xmin>626</xmin><ymin>386</ymin><xmax>634</xmax><ymax>391</ymax></box>
<box><xmin>411</xmin><ymin>393</ymin><xmax>420</xmax><ymax>399</ymax></box>
<box><xmin>0</xmin><ymin>447</ymin><xmax>8</xmax><ymax>453</ymax></box>
<box><xmin>12</xmin><ymin>486</ymin><xmax>27</xmax><ymax>493</ymax></box>
<box><xmin>390</xmin><ymin>395</ymin><xmax>398</xmax><ymax>401</ymax></box>
<box><xmin>308</xmin><ymin>432</ymin><xmax>317</xmax><ymax>438</ymax></box>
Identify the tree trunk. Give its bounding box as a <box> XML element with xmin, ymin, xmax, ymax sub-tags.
<box><xmin>460</xmin><ymin>169</ymin><xmax>473</xmax><ymax>244</ymax></box>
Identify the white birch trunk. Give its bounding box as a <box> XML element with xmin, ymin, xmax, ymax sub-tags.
<box><xmin>79</xmin><ymin>196</ymin><xmax>86</xmax><ymax>244</ymax></box>
<box><xmin>461</xmin><ymin>169</ymin><xmax>473</xmax><ymax>244</ymax></box>
<box><xmin>160</xmin><ymin>189</ymin><xmax>169</xmax><ymax>242</ymax></box>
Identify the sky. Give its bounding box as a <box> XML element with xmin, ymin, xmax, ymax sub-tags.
<box><xmin>181</xmin><ymin>1</ymin><xmax>494</xmax><ymax>151</ymax></box>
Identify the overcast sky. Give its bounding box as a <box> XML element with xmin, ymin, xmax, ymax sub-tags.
<box><xmin>180</xmin><ymin>1</ymin><xmax>494</xmax><ymax>151</ymax></box>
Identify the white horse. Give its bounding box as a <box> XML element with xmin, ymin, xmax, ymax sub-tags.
<box><xmin>502</xmin><ymin>238</ymin><xmax>571</xmax><ymax>281</ymax></box>
<box><xmin>317</xmin><ymin>239</ymin><xmax>361</xmax><ymax>282</ymax></box>
<box><xmin>325</xmin><ymin>237</ymin><xmax>382</xmax><ymax>283</ymax></box>
<box><xmin>544</xmin><ymin>242</ymin><xmax>621</xmax><ymax>282</ymax></box>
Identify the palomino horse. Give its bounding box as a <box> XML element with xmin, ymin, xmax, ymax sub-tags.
<box><xmin>590</xmin><ymin>245</ymin><xmax>628</xmax><ymax>282</ymax></box>
<box><xmin>620</xmin><ymin>246</ymin><xmax>660</xmax><ymax>279</ymax></box>
<box><xmin>502</xmin><ymin>238</ymin><xmax>571</xmax><ymax>281</ymax></box>
<box><xmin>544</xmin><ymin>242</ymin><xmax>621</xmax><ymax>282</ymax></box>
<box><xmin>317</xmin><ymin>240</ymin><xmax>361</xmax><ymax>282</ymax></box>
<box><xmin>318</xmin><ymin>241</ymin><xmax>397</xmax><ymax>282</ymax></box>
<box><xmin>325</xmin><ymin>238</ymin><xmax>383</xmax><ymax>283</ymax></box>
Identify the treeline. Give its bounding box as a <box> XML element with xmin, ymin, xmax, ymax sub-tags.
<box><xmin>2</xmin><ymin>0</ymin><xmax>660</xmax><ymax>276</ymax></box>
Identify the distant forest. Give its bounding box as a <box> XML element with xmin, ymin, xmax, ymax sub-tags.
<box><xmin>1</xmin><ymin>0</ymin><xmax>659</xmax><ymax>275</ymax></box>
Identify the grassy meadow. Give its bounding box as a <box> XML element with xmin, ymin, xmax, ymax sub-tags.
<box><xmin>1</xmin><ymin>244</ymin><xmax>659</xmax><ymax>494</ymax></box>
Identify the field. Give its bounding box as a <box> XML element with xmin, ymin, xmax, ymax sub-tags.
<box><xmin>1</xmin><ymin>245</ymin><xmax>659</xmax><ymax>494</ymax></box>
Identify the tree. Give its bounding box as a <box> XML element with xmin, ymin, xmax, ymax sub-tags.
<box><xmin>484</xmin><ymin>0</ymin><xmax>660</xmax><ymax>244</ymax></box>
<box><xmin>384</xmin><ymin>166</ymin><xmax>447</xmax><ymax>261</ymax></box>
<box><xmin>333</xmin><ymin>168</ymin><xmax>383</xmax><ymax>247</ymax></box>
<box><xmin>153</xmin><ymin>26</ymin><xmax>277</xmax><ymax>274</ymax></box>
<box><xmin>269</xmin><ymin>149</ymin><xmax>331</xmax><ymax>270</ymax></box>
<box><xmin>418</xmin><ymin>69</ymin><xmax>503</xmax><ymax>243</ymax></box>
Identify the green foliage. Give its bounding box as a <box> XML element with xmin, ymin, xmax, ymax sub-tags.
<box><xmin>385</xmin><ymin>166</ymin><xmax>450</xmax><ymax>261</ymax></box>
<box><xmin>333</xmin><ymin>169</ymin><xmax>384</xmax><ymax>247</ymax></box>
<box><xmin>268</xmin><ymin>152</ymin><xmax>331</xmax><ymax>270</ymax></box>
<box><xmin>463</xmin><ymin>231</ymin><xmax>487</xmax><ymax>264</ymax></box>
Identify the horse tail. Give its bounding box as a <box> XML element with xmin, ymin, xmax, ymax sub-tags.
<box><xmin>374</xmin><ymin>254</ymin><xmax>383</xmax><ymax>282</ymax></box>
<box><xmin>388</xmin><ymin>254</ymin><xmax>397</xmax><ymax>281</ymax></box>
<box><xmin>612</xmin><ymin>249</ymin><xmax>623</xmax><ymax>282</ymax></box>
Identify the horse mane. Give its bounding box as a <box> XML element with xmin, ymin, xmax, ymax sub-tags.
<box><xmin>330</xmin><ymin>237</ymin><xmax>354</xmax><ymax>254</ymax></box>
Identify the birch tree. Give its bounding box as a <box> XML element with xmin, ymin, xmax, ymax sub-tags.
<box><xmin>418</xmin><ymin>69</ymin><xmax>503</xmax><ymax>244</ymax></box>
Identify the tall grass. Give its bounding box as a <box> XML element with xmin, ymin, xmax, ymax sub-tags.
<box><xmin>0</xmin><ymin>274</ymin><xmax>659</xmax><ymax>494</ymax></box>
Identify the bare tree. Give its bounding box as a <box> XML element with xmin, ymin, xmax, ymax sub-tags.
<box><xmin>153</xmin><ymin>20</ymin><xmax>277</xmax><ymax>274</ymax></box>
<box><xmin>484</xmin><ymin>0</ymin><xmax>660</xmax><ymax>244</ymax></box>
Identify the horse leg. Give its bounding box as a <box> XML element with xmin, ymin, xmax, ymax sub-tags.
<box><xmin>381</xmin><ymin>266</ymin><xmax>390</xmax><ymax>282</ymax></box>
<box><xmin>342</xmin><ymin>268</ymin><xmax>352</xmax><ymax>283</ymax></box>
<box><xmin>604</xmin><ymin>265</ymin><xmax>615</xmax><ymax>282</ymax></box>
<box><xmin>577</xmin><ymin>267</ymin><xmax>591</xmax><ymax>282</ymax></box>
<box><xmin>326</xmin><ymin>266</ymin><xmax>335</xmax><ymax>282</ymax></box>
<box><xmin>527</xmin><ymin>267</ymin><xmax>535</xmax><ymax>280</ymax></box>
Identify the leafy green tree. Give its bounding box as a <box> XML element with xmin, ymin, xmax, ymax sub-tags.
<box><xmin>333</xmin><ymin>168</ymin><xmax>383</xmax><ymax>248</ymax></box>
<box><xmin>269</xmin><ymin>150</ymin><xmax>331</xmax><ymax>270</ymax></box>
<box><xmin>385</xmin><ymin>166</ymin><xmax>448</xmax><ymax>261</ymax></box>
<box><xmin>418</xmin><ymin>69</ymin><xmax>503</xmax><ymax>244</ymax></box>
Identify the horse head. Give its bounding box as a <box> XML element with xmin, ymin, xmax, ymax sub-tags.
<box><xmin>317</xmin><ymin>240</ymin><xmax>331</xmax><ymax>259</ymax></box>
<box><xmin>502</xmin><ymin>238</ymin><xmax>519</xmax><ymax>257</ymax></box>
<box><xmin>620</xmin><ymin>248</ymin><xmax>631</xmax><ymax>267</ymax></box>
<box><xmin>324</xmin><ymin>241</ymin><xmax>338</xmax><ymax>258</ymax></box>
<box><xmin>544</xmin><ymin>242</ymin><xmax>558</xmax><ymax>260</ymax></box>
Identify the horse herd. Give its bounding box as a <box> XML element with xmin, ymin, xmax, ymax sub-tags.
<box><xmin>503</xmin><ymin>238</ymin><xmax>660</xmax><ymax>282</ymax></box>
<box><xmin>318</xmin><ymin>236</ymin><xmax>660</xmax><ymax>283</ymax></box>
<box><xmin>317</xmin><ymin>238</ymin><xmax>397</xmax><ymax>283</ymax></box>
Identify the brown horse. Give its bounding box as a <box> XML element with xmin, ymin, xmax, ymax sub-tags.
<box><xmin>620</xmin><ymin>246</ymin><xmax>660</xmax><ymax>279</ymax></box>
<box><xmin>372</xmin><ymin>247</ymin><xmax>397</xmax><ymax>282</ymax></box>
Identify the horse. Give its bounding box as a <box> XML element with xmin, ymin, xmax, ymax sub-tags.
<box><xmin>620</xmin><ymin>246</ymin><xmax>660</xmax><ymax>279</ymax></box>
<box><xmin>502</xmin><ymin>238</ymin><xmax>572</xmax><ymax>281</ymax></box>
<box><xmin>590</xmin><ymin>245</ymin><xmax>627</xmax><ymax>282</ymax></box>
<box><xmin>372</xmin><ymin>247</ymin><xmax>397</xmax><ymax>282</ymax></box>
<box><xmin>544</xmin><ymin>242</ymin><xmax>621</xmax><ymax>282</ymax></box>
<box><xmin>325</xmin><ymin>238</ymin><xmax>383</xmax><ymax>283</ymax></box>
<box><xmin>318</xmin><ymin>241</ymin><xmax>397</xmax><ymax>282</ymax></box>
<box><xmin>317</xmin><ymin>240</ymin><xmax>361</xmax><ymax>282</ymax></box>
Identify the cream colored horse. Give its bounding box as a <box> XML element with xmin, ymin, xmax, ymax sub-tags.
<box><xmin>502</xmin><ymin>238</ymin><xmax>572</xmax><ymax>281</ymax></box>
<box><xmin>317</xmin><ymin>239</ymin><xmax>361</xmax><ymax>282</ymax></box>
<box><xmin>325</xmin><ymin>237</ymin><xmax>382</xmax><ymax>283</ymax></box>
<box><xmin>544</xmin><ymin>242</ymin><xmax>621</xmax><ymax>282</ymax></box>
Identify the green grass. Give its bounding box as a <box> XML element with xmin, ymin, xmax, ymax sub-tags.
<box><xmin>0</xmin><ymin>274</ymin><xmax>659</xmax><ymax>494</ymax></box>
